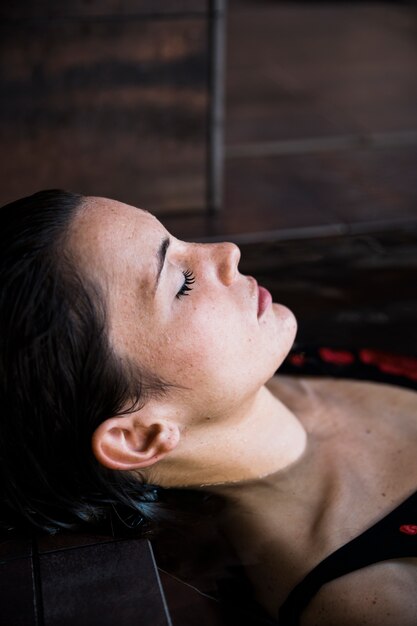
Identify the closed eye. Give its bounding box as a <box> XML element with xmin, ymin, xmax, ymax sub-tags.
<box><xmin>176</xmin><ymin>269</ymin><xmax>195</xmax><ymax>299</ymax></box>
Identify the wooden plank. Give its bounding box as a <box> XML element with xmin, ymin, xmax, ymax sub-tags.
<box><xmin>226</xmin><ymin>4</ymin><xmax>417</xmax><ymax>144</ymax></box>
<box><xmin>222</xmin><ymin>147</ymin><xmax>417</xmax><ymax>239</ymax></box>
<box><xmin>40</xmin><ymin>539</ymin><xmax>172</xmax><ymax>626</ymax></box>
<box><xmin>0</xmin><ymin>558</ymin><xmax>36</xmax><ymax>625</ymax></box>
<box><xmin>0</xmin><ymin>17</ymin><xmax>208</xmax><ymax>213</ymax></box>
<box><xmin>0</xmin><ymin>1</ymin><xmax>208</xmax><ymax>19</ymax></box>
<box><xmin>37</xmin><ymin>530</ymin><xmax>115</xmax><ymax>554</ymax></box>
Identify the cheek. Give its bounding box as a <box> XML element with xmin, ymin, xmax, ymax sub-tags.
<box><xmin>144</xmin><ymin>301</ymin><xmax>296</xmax><ymax>390</ymax></box>
<box><xmin>177</xmin><ymin>312</ymin><xmax>259</xmax><ymax>386</ymax></box>
<box><xmin>161</xmin><ymin>327</ymin><xmax>221</xmax><ymax>381</ymax></box>
<box><xmin>151</xmin><ymin>307</ymin><xmax>239</xmax><ymax>384</ymax></box>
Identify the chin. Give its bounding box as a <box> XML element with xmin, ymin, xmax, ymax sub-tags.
<box><xmin>272</xmin><ymin>304</ymin><xmax>298</xmax><ymax>360</ymax></box>
<box><xmin>274</xmin><ymin>302</ymin><xmax>297</xmax><ymax>332</ymax></box>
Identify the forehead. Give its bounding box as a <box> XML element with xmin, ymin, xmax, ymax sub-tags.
<box><xmin>68</xmin><ymin>196</ymin><xmax>162</xmax><ymax>279</ymax></box>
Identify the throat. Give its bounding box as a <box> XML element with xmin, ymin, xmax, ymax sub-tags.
<box><xmin>157</xmin><ymin>386</ymin><xmax>307</xmax><ymax>488</ymax></box>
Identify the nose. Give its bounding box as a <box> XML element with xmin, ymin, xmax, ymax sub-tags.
<box><xmin>214</xmin><ymin>242</ymin><xmax>241</xmax><ymax>285</ymax></box>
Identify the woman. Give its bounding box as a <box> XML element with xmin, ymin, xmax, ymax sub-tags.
<box><xmin>0</xmin><ymin>189</ymin><xmax>416</xmax><ymax>625</ymax></box>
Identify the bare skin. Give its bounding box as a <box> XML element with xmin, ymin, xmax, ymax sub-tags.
<box><xmin>213</xmin><ymin>375</ymin><xmax>417</xmax><ymax>625</ymax></box>
<box><xmin>68</xmin><ymin>197</ymin><xmax>417</xmax><ymax>625</ymax></box>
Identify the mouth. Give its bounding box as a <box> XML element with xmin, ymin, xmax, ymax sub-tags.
<box><xmin>248</xmin><ymin>276</ymin><xmax>272</xmax><ymax>318</ymax></box>
<box><xmin>257</xmin><ymin>284</ymin><xmax>272</xmax><ymax>318</ymax></box>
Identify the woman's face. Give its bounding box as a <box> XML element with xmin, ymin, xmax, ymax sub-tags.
<box><xmin>69</xmin><ymin>197</ymin><xmax>297</xmax><ymax>421</ymax></box>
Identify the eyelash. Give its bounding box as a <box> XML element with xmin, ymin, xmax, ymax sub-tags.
<box><xmin>176</xmin><ymin>269</ymin><xmax>195</xmax><ymax>299</ymax></box>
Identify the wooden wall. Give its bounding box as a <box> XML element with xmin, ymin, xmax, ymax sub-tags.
<box><xmin>0</xmin><ymin>1</ymin><xmax>214</xmax><ymax>214</ymax></box>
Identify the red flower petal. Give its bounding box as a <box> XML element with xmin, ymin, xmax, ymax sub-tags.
<box><xmin>399</xmin><ymin>524</ymin><xmax>417</xmax><ymax>535</ymax></box>
<box><xmin>359</xmin><ymin>349</ymin><xmax>417</xmax><ymax>382</ymax></box>
<box><xmin>318</xmin><ymin>347</ymin><xmax>355</xmax><ymax>366</ymax></box>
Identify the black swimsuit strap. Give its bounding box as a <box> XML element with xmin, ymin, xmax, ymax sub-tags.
<box><xmin>278</xmin><ymin>490</ymin><xmax>417</xmax><ymax>625</ymax></box>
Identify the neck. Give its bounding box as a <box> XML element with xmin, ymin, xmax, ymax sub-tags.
<box><xmin>150</xmin><ymin>385</ymin><xmax>307</xmax><ymax>488</ymax></box>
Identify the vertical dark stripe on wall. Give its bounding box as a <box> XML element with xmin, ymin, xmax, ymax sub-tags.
<box><xmin>207</xmin><ymin>0</ymin><xmax>226</xmax><ymax>213</ymax></box>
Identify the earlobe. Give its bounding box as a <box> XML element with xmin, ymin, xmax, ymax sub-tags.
<box><xmin>91</xmin><ymin>414</ymin><xmax>180</xmax><ymax>471</ymax></box>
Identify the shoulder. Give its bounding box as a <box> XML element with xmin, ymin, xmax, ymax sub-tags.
<box><xmin>297</xmin><ymin>375</ymin><xmax>417</xmax><ymax>408</ymax></box>
<box><xmin>300</xmin><ymin>558</ymin><xmax>417</xmax><ymax>626</ymax></box>
<box><xmin>321</xmin><ymin>377</ymin><xmax>417</xmax><ymax>437</ymax></box>
<box><xmin>270</xmin><ymin>374</ymin><xmax>417</xmax><ymax>428</ymax></box>
<box><xmin>272</xmin><ymin>370</ymin><xmax>417</xmax><ymax>398</ymax></box>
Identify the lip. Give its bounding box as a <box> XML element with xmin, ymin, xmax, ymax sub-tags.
<box><xmin>248</xmin><ymin>276</ymin><xmax>272</xmax><ymax>318</ymax></box>
<box><xmin>257</xmin><ymin>284</ymin><xmax>272</xmax><ymax>318</ymax></box>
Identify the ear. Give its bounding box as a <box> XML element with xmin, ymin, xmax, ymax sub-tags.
<box><xmin>91</xmin><ymin>412</ymin><xmax>180</xmax><ymax>471</ymax></box>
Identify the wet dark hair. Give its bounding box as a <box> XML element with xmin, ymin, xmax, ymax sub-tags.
<box><xmin>0</xmin><ymin>189</ymin><xmax>175</xmax><ymax>534</ymax></box>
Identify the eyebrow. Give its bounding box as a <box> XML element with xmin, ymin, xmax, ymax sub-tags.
<box><xmin>154</xmin><ymin>236</ymin><xmax>170</xmax><ymax>293</ymax></box>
